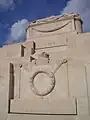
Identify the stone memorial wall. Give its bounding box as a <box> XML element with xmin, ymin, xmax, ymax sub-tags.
<box><xmin>0</xmin><ymin>14</ymin><xmax>90</xmax><ymax>120</ymax></box>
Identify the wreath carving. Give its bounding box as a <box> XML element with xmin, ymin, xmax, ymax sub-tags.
<box><xmin>30</xmin><ymin>59</ymin><xmax>67</xmax><ymax>97</ymax></box>
<box><xmin>30</xmin><ymin>70</ymin><xmax>55</xmax><ymax>96</ymax></box>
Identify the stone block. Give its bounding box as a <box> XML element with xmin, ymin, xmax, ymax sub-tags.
<box><xmin>27</xmin><ymin>14</ymin><xmax>82</xmax><ymax>39</ymax></box>
<box><xmin>24</xmin><ymin>41</ymin><xmax>35</xmax><ymax>57</ymax></box>
<box><xmin>7</xmin><ymin>114</ymin><xmax>77</xmax><ymax>120</ymax></box>
<box><xmin>36</xmin><ymin>58</ymin><xmax>49</xmax><ymax>65</ymax></box>
<box><xmin>10</xmin><ymin>98</ymin><xmax>76</xmax><ymax>115</ymax></box>
<box><xmin>0</xmin><ymin>44</ymin><xmax>24</xmax><ymax>58</ymax></box>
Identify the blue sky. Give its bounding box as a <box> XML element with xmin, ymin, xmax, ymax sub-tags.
<box><xmin>0</xmin><ymin>0</ymin><xmax>90</xmax><ymax>46</ymax></box>
<box><xmin>0</xmin><ymin>0</ymin><xmax>68</xmax><ymax>24</ymax></box>
<box><xmin>0</xmin><ymin>0</ymin><xmax>69</xmax><ymax>46</ymax></box>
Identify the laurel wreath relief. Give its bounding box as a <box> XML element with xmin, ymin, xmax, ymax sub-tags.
<box><xmin>30</xmin><ymin>59</ymin><xmax>67</xmax><ymax>97</ymax></box>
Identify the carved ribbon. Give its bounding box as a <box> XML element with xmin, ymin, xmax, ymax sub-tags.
<box><xmin>53</xmin><ymin>59</ymin><xmax>67</xmax><ymax>74</ymax></box>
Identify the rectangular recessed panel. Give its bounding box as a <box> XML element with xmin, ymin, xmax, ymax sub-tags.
<box><xmin>10</xmin><ymin>98</ymin><xmax>76</xmax><ymax>115</ymax></box>
<box><xmin>34</xmin><ymin>35</ymin><xmax>67</xmax><ymax>49</ymax></box>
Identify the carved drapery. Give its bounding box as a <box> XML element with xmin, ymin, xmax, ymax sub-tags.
<box><xmin>31</xmin><ymin>21</ymin><xmax>71</xmax><ymax>33</ymax></box>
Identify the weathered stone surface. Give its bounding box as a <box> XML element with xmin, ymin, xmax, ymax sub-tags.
<box><xmin>0</xmin><ymin>14</ymin><xmax>90</xmax><ymax>120</ymax></box>
<box><xmin>10</xmin><ymin>98</ymin><xmax>76</xmax><ymax>114</ymax></box>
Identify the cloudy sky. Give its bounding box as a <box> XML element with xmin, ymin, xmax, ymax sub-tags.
<box><xmin>0</xmin><ymin>0</ymin><xmax>90</xmax><ymax>46</ymax></box>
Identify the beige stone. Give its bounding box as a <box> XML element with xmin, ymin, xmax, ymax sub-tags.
<box><xmin>0</xmin><ymin>14</ymin><xmax>90</xmax><ymax>120</ymax></box>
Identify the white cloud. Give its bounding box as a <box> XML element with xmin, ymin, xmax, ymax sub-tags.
<box><xmin>0</xmin><ymin>0</ymin><xmax>22</xmax><ymax>10</ymax></box>
<box><xmin>5</xmin><ymin>19</ymin><xmax>29</xmax><ymax>44</ymax></box>
<box><xmin>0</xmin><ymin>0</ymin><xmax>13</xmax><ymax>9</ymax></box>
<box><xmin>61</xmin><ymin>0</ymin><xmax>90</xmax><ymax>32</ymax></box>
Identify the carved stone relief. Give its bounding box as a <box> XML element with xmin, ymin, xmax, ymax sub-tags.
<box><xmin>8</xmin><ymin>59</ymin><xmax>77</xmax><ymax>115</ymax></box>
<box><xmin>30</xmin><ymin>52</ymin><xmax>50</xmax><ymax>64</ymax></box>
<box><xmin>29</xmin><ymin>20</ymin><xmax>72</xmax><ymax>38</ymax></box>
<box><xmin>30</xmin><ymin>58</ymin><xmax>67</xmax><ymax>97</ymax></box>
<box><xmin>30</xmin><ymin>69</ymin><xmax>55</xmax><ymax>97</ymax></box>
<box><xmin>31</xmin><ymin>21</ymin><xmax>71</xmax><ymax>33</ymax></box>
